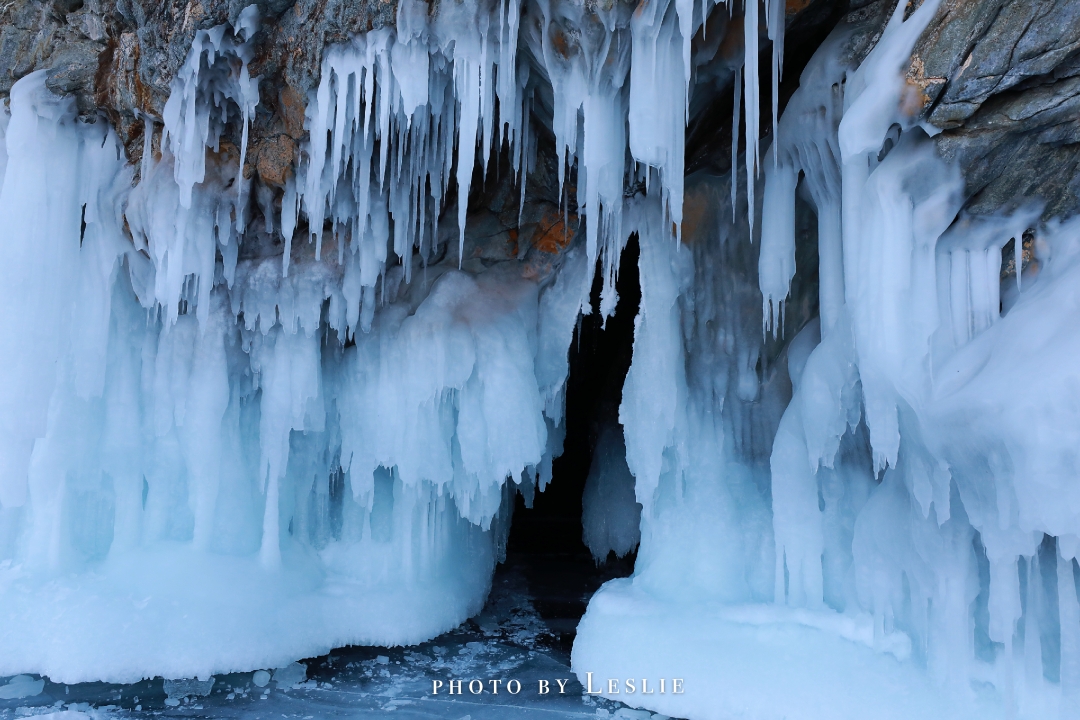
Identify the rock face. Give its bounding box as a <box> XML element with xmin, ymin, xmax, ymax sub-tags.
<box><xmin>910</xmin><ymin>0</ymin><xmax>1080</xmax><ymax>219</ymax></box>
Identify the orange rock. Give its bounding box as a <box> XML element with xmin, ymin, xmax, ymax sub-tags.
<box><xmin>680</xmin><ymin>183</ymin><xmax>713</xmax><ymax>246</ymax></box>
<box><xmin>279</xmin><ymin>85</ymin><xmax>307</xmax><ymax>140</ymax></box>
<box><xmin>532</xmin><ymin>209</ymin><xmax>576</xmax><ymax>255</ymax></box>
<box><xmin>256</xmin><ymin>135</ymin><xmax>297</xmax><ymax>188</ymax></box>
<box><xmin>903</xmin><ymin>56</ymin><xmax>946</xmax><ymax>118</ymax></box>
<box><xmin>549</xmin><ymin>25</ymin><xmax>575</xmax><ymax>60</ymax></box>
<box><xmin>507</xmin><ymin>227</ymin><xmax>520</xmax><ymax>257</ymax></box>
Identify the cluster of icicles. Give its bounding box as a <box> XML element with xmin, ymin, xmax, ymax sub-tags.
<box><xmin>1</xmin><ymin>0</ymin><xmax>1080</xmax><ymax>717</ymax></box>
<box><xmin>287</xmin><ymin>0</ymin><xmax>790</xmax><ymax>316</ymax></box>
<box><xmin>0</xmin><ymin>0</ymin><xmax>782</xmax><ymax>579</ymax></box>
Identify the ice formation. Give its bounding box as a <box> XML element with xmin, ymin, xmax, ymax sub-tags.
<box><xmin>581</xmin><ymin>426</ymin><xmax>641</xmax><ymax>562</ymax></box>
<box><xmin>0</xmin><ymin>3</ymin><xmax>588</xmax><ymax>680</ymax></box>
<box><xmin>2</xmin><ymin>0</ymin><xmax>1080</xmax><ymax>718</ymax></box>
<box><xmin>579</xmin><ymin>2</ymin><xmax>1080</xmax><ymax>719</ymax></box>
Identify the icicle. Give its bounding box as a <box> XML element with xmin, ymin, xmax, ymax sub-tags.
<box><xmin>743</xmin><ymin>0</ymin><xmax>760</xmax><ymax>235</ymax></box>
<box><xmin>1023</xmin><ymin>553</ymin><xmax>1044</xmax><ymax>688</ymax></box>
<box><xmin>732</xmin><ymin>65</ymin><xmax>742</xmax><ymax>216</ymax></box>
<box><xmin>129</xmin><ymin>11</ymin><xmax>263</xmax><ymax>324</ymax></box>
<box><xmin>768</xmin><ymin>0</ymin><xmax>784</xmax><ymax>166</ymax></box>
<box><xmin>140</xmin><ymin>115</ymin><xmax>154</xmax><ymax>189</ymax></box>
<box><xmin>455</xmin><ymin>53</ymin><xmax>481</xmax><ymax>266</ymax></box>
<box><xmin>1060</xmin><ymin>549</ymin><xmax>1080</xmax><ymax>701</ymax></box>
<box><xmin>233</xmin><ymin>6</ymin><xmax>260</xmax><ymax>233</ymax></box>
<box><xmin>280</xmin><ymin>174</ymin><xmax>300</xmax><ymax>277</ymax></box>
<box><xmin>629</xmin><ymin>0</ymin><xmax>686</xmax><ymax>239</ymax></box>
<box><xmin>759</xmin><ymin>161</ymin><xmax>797</xmax><ymax>337</ymax></box>
<box><xmin>676</xmin><ymin>0</ymin><xmax>694</xmax><ymax>113</ymax></box>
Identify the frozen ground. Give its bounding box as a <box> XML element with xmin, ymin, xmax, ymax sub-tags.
<box><xmin>0</xmin><ymin>556</ymin><xmax>669</xmax><ymax>720</ymax></box>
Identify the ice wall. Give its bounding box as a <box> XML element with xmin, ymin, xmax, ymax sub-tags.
<box><xmin>576</xmin><ymin>2</ymin><xmax>1080</xmax><ymax>719</ymax></box>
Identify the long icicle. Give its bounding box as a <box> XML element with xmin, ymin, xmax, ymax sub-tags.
<box><xmin>744</xmin><ymin>0</ymin><xmax>760</xmax><ymax>237</ymax></box>
<box><xmin>769</xmin><ymin>0</ymin><xmax>784</xmax><ymax>166</ymax></box>
<box><xmin>732</xmin><ymin>65</ymin><xmax>742</xmax><ymax>216</ymax></box>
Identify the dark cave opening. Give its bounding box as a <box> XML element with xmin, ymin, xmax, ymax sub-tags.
<box><xmin>501</xmin><ymin>233</ymin><xmax>643</xmax><ymax>651</ymax></box>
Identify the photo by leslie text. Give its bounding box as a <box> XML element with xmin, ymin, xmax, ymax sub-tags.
<box><xmin>431</xmin><ymin>675</ymin><xmax>685</xmax><ymax>696</ymax></box>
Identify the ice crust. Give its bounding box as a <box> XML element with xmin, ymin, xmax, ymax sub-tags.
<box><xmin>1</xmin><ymin>0</ymin><xmax>1079</xmax><ymax>718</ymax></box>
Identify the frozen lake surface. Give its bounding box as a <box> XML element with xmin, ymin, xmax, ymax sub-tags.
<box><xmin>0</xmin><ymin>555</ymin><xmax>671</xmax><ymax>720</ymax></box>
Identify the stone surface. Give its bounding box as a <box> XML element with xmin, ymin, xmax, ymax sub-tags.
<box><xmin>0</xmin><ymin>0</ymin><xmax>396</xmax><ymax>162</ymax></box>
<box><xmin>910</xmin><ymin>0</ymin><xmax>1080</xmax><ymax>219</ymax></box>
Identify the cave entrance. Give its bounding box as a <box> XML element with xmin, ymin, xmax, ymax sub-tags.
<box><xmin>502</xmin><ymin>233</ymin><xmax>643</xmax><ymax>651</ymax></box>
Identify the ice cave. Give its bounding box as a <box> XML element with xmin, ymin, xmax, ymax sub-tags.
<box><xmin>1</xmin><ymin>0</ymin><xmax>1080</xmax><ymax>717</ymax></box>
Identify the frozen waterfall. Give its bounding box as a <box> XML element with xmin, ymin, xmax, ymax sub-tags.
<box><xmin>2</xmin><ymin>0</ymin><xmax>1080</xmax><ymax>718</ymax></box>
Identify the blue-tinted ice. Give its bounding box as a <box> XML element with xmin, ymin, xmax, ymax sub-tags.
<box><xmin>0</xmin><ymin>562</ymin><xmax>672</xmax><ymax>720</ymax></box>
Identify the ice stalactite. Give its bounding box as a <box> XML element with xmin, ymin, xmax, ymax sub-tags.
<box><xmin>297</xmin><ymin>0</ymin><xmax>529</xmax><ymax>285</ymax></box>
<box><xmin>628</xmin><ymin>0</ymin><xmax>688</xmax><ymax>244</ymax></box>
<box><xmin>132</xmin><ymin>6</ymin><xmax>260</xmax><ymax>327</ymax></box>
<box><xmin>758</xmin><ymin>23</ymin><xmax>846</xmax><ymax>336</ymax></box>
<box><xmin>164</xmin><ymin>5</ymin><xmax>260</xmax><ymax>211</ymax></box>
<box><xmin>731</xmin><ymin>63</ymin><xmax>742</xmax><ymax>214</ymax></box>
<box><xmin>742</xmin><ymin>0</ymin><xmax>760</xmax><ymax>233</ymax></box>
<box><xmin>0</xmin><ymin>72</ymin><xmax>131</xmax><ymax>513</ymax></box>
<box><xmin>524</xmin><ymin>0</ymin><xmax>636</xmax><ymax>314</ymax></box>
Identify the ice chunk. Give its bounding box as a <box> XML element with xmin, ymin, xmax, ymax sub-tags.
<box><xmin>271</xmin><ymin>662</ymin><xmax>307</xmax><ymax>687</ymax></box>
<box><xmin>0</xmin><ymin>675</ymin><xmax>44</xmax><ymax>699</ymax></box>
<box><xmin>163</xmin><ymin>677</ymin><xmax>215</xmax><ymax>700</ymax></box>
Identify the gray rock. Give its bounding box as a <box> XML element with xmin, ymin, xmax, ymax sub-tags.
<box><xmin>912</xmin><ymin>0</ymin><xmax>1080</xmax><ymax>128</ymax></box>
<box><xmin>911</xmin><ymin>0</ymin><xmax>1080</xmax><ymax>219</ymax></box>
